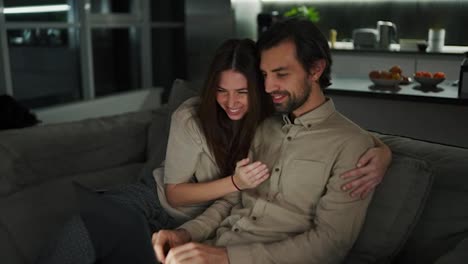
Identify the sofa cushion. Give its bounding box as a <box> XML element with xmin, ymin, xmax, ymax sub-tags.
<box><xmin>0</xmin><ymin>162</ymin><xmax>143</xmax><ymax>263</ymax></box>
<box><xmin>140</xmin><ymin>79</ymin><xmax>199</xmax><ymax>183</ymax></box>
<box><xmin>376</xmin><ymin>133</ymin><xmax>468</xmax><ymax>263</ymax></box>
<box><xmin>140</xmin><ymin>106</ymin><xmax>172</xmax><ymax>184</ymax></box>
<box><xmin>167</xmin><ymin>79</ymin><xmax>199</xmax><ymax>111</ymax></box>
<box><xmin>346</xmin><ymin>153</ymin><xmax>433</xmax><ymax>263</ymax></box>
<box><xmin>72</xmin><ymin>162</ymin><xmax>144</xmax><ymax>191</ymax></box>
<box><xmin>0</xmin><ymin>111</ymin><xmax>153</xmax><ymax>196</ymax></box>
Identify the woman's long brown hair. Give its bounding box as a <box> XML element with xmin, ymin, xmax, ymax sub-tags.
<box><xmin>197</xmin><ymin>39</ymin><xmax>273</xmax><ymax>177</ymax></box>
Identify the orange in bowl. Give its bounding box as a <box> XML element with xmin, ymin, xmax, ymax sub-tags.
<box><xmin>389</xmin><ymin>65</ymin><xmax>402</xmax><ymax>75</ymax></box>
<box><xmin>414</xmin><ymin>71</ymin><xmax>445</xmax><ymax>86</ymax></box>
<box><xmin>433</xmin><ymin>72</ymin><xmax>446</xmax><ymax>79</ymax></box>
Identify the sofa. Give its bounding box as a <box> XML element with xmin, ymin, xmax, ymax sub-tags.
<box><xmin>1</xmin><ymin>79</ymin><xmax>467</xmax><ymax>264</ymax></box>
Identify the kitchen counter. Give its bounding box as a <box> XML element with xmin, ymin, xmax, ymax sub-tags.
<box><xmin>326</xmin><ymin>77</ymin><xmax>468</xmax><ymax>105</ymax></box>
<box><xmin>331</xmin><ymin>41</ymin><xmax>468</xmax><ymax>55</ymax></box>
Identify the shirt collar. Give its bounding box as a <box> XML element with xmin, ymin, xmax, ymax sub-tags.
<box><xmin>281</xmin><ymin>98</ymin><xmax>336</xmax><ymax>129</ymax></box>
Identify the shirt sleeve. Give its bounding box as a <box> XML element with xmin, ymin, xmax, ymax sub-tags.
<box><xmin>164</xmin><ymin>103</ymin><xmax>203</xmax><ymax>185</ymax></box>
<box><xmin>226</xmin><ymin>133</ymin><xmax>374</xmax><ymax>264</ymax></box>
<box><xmin>179</xmin><ymin>192</ymin><xmax>240</xmax><ymax>242</ymax></box>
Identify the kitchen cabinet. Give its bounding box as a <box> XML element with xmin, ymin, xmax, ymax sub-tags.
<box><xmin>327</xmin><ymin>91</ymin><xmax>468</xmax><ymax>148</ymax></box>
<box><xmin>324</xmin><ymin>76</ymin><xmax>468</xmax><ymax>148</ymax></box>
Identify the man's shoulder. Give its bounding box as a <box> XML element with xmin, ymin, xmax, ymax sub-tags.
<box><xmin>320</xmin><ymin>111</ymin><xmax>373</xmax><ymax>150</ymax></box>
<box><xmin>326</xmin><ymin>111</ymin><xmax>368</xmax><ymax>136</ymax></box>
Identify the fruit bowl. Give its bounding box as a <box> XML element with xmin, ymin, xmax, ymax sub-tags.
<box><xmin>370</xmin><ymin>78</ymin><xmax>401</xmax><ymax>87</ymax></box>
<box><xmin>414</xmin><ymin>76</ymin><xmax>445</xmax><ymax>86</ymax></box>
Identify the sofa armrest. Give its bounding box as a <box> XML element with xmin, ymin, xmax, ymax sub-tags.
<box><xmin>0</xmin><ymin>111</ymin><xmax>153</xmax><ymax>196</ymax></box>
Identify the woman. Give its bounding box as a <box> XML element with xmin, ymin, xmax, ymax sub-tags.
<box><xmin>153</xmin><ymin>39</ymin><xmax>275</xmax><ymax>224</ymax></box>
<box><xmin>37</xmin><ymin>39</ymin><xmax>391</xmax><ymax>263</ymax></box>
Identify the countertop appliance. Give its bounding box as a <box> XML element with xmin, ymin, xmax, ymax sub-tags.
<box><xmin>377</xmin><ymin>20</ymin><xmax>397</xmax><ymax>50</ymax></box>
<box><xmin>352</xmin><ymin>21</ymin><xmax>397</xmax><ymax>50</ymax></box>
<box><xmin>352</xmin><ymin>28</ymin><xmax>379</xmax><ymax>49</ymax></box>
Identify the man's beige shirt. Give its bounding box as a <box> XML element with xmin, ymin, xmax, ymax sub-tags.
<box><xmin>180</xmin><ymin>99</ymin><xmax>374</xmax><ymax>264</ymax></box>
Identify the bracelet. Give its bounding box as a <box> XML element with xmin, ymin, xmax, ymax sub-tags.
<box><xmin>231</xmin><ymin>175</ymin><xmax>242</xmax><ymax>191</ymax></box>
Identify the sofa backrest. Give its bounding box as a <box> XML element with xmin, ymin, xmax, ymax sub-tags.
<box><xmin>0</xmin><ymin>110</ymin><xmax>154</xmax><ymax>196</ymax></box>
<box><xmin>0</xmin><ymin>78</ymin><xmax>200</xmax><ymax>197</ymax></box>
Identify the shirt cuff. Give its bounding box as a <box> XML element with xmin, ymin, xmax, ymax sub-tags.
<box><xmin>177</xmin><ymin>221</ymin><xmax>206</xmax><ymax>242</ymax></box>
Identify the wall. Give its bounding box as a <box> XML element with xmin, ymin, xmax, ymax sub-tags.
<box><xmin>185</xmin><ymin>0</ymin><xmax>235</xmax><ymax>83</ymax></box>
<box><xmin>232</xmin><ymin>0</ymin><xmax>262</xmax><ymax>40</ymax></box>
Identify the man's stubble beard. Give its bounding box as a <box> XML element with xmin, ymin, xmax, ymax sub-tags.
<box><xmin>273</xmin><ymin>78</ymin><xmax>312</xmax><ymax>114</ymax></box>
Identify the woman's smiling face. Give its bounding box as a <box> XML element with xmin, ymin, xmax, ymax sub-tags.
<box><xmin>216</xmin><ymin>69</ymin><xmax>249</xmax><ymax>121</ymax></box>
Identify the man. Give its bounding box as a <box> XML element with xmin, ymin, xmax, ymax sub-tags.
<box><xmin>152</xmin><ymin>18</ymin><xmax>375</xmax><ymax>264</ymax></box>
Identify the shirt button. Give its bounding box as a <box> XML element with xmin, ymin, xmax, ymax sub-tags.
<box><xmin>307</xmin><ymin>124</ymin><xmax>311</xmax><ymax>128</ymax></box>
<box><xmin>275</xmin><ymin>168</ymin><xmax>280</xmax><ymax>172</ymax></box>
<box><xmin>287</xmin><ymin>136</ymin><xmax>292</xmax><ymax>141</ymax></box>
<box><xmin>252</xmin><ymin>216</ymin><xmax>257</xmax><ymax>221</ymax></box>
<box><xmin>234</xmin><ymin>228</ymin><xmax>239</xmax><ymax>232</ymax></box>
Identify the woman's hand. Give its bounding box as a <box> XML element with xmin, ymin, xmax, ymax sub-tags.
<box><xmin>340</xmin><ymin>145</ymin><xmax>392</xmax><ymax>199</ymax></box>
<box><xmin>232</xmin><ymin>158</ymin><xmax>270</xmax><ymax>190</ymax></box>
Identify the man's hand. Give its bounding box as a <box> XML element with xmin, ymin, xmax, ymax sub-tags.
<box><xmin>165</xmin><ymin>242</ymin><xmax>229</xmax><ymax>264</ymax></box>
<box><xmin>340</xmin><ymin>145</ymin><xmax>392</xmax><ymax>199</ymax></box>
<box><xmin>152</xmin><ymin>229</ymin><xmax>191</xmax><ymax>263</ymax></box>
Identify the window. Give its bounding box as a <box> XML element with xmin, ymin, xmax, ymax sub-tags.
<box><xmin>7</xmin><ymin>27</ymin><xmax>82</xmax><ymax>108</ymax></box>
<box><xmin>0</xmin><ymin>0</ymin><xmax>185</xmax><ymax>108</ymax></box>
<box><xmin>4</xmin><ymin>0</ymin><xmax>69</xmax><ymax>22</ymax></box>
<box><xmin>90</xmin><ymin>0</ymin><xmax>132</xmax><ymax>14</ymax></box>
<box><xmin>92</xmin><ymin>27</ymin><xmax>141</xmax><ymax>96</ymax></box>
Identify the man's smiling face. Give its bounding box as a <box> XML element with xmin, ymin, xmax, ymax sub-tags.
<box><xmin>260</xmin><ymin>40</ymin><xmax>314</xmax><ymax>117</ymax></box>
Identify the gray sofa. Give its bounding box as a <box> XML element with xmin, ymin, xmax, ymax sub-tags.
<box><xmin>1</xmin><ymin>80</ymin><xmax>467</xmax><ymax>264</ymax></box>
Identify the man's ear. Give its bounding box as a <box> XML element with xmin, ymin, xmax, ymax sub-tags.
<box><xmin>308</xmin><ymin>59</ymin><xmax>326</xmax><ymax>82</ymax></box>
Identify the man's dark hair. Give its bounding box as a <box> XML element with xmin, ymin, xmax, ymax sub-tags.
<box><xmin>257</xmin><ymin>18</ymin><xmax>332</xmax><ymax>89</ymax></box>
